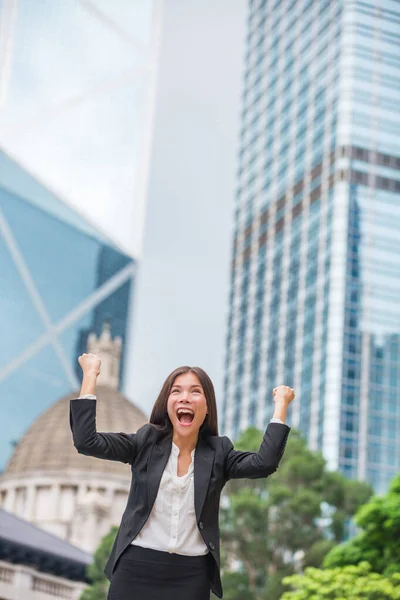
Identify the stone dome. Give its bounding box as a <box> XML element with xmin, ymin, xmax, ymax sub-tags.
<box><xmin>5</xmin><ymin>385</ymin><xmax>148</xmax><ymax>477</ymax></box>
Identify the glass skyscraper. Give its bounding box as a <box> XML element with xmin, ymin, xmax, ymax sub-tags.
<box><xmin>0</xmin><ymin>149</ymin><xmax>135</xmax><ymax>470</ymax></box>
<box><xmin>223</xmin><ymin>0</ymin><xmax>400</xmax><ymax>493</ymax></box>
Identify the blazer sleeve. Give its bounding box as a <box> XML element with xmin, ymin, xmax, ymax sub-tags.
<box><xmin>69</xmin><ymin>398</ymin><xmax>147</xmax><ymax>464</ymax></box>
<box><xmin>223</xmin><ymin>422</ymin><xmax>290</xmax><ymax>481</ymax></box>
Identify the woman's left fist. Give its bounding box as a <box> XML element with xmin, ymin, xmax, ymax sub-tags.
<box><xmin>273</xmin><ymin>385</ymin><xmax>295</xmax><ymax>404</ymax></box>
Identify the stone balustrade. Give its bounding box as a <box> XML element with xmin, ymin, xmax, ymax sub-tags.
<box><xmin>0</xmin><ymin>560</ymin><xmax>86</xmax><ymax>600</ymax></box>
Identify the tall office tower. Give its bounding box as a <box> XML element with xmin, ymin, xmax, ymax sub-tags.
<box><xmin>223</xmin><ymin>0</ymin><xmax>400</xmax><ymax>492</ymax></box>
<box><xmin>0</xmin><ymin>1</ymin><xmax>163</xmax><ymax>426</ymax></box>
<box><xmin>0</xmin><ymin>150</ymin><xmax>136</xmax><ymax>470</ymax></box>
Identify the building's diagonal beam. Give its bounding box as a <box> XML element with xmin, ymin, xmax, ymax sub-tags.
<box><xmin>78</xmin><ymin>0</ymin><xmax>149</xmax><ymax>55</ymax></box>
<box><xmin>1</xmin><ymin>66</ymin><xmax>148</xmax><ymax>135</ymax></box>
<box><xmin>0</xmin><ymin>332</ymin><xmax>52</xmax><ymax>384</ymax></box>
<box><xmin>0</xmin><ymin>207</ymin><xmax>79</xmax><ymax>388</ymax></box>
<box><xmin>54</xmin><ymin>262</ymin><xmax>135</xmax><ymax>335</ymax></box>
<box><xmin>0</xmin><ymin>261</ymin><xmax>135</xmax><ymax>383</ymax></box>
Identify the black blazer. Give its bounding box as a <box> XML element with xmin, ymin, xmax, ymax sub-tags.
<box><xmin>69</xmin><ymin>398</ymin><xmax>290</xmax><ymax>598</ymax></box>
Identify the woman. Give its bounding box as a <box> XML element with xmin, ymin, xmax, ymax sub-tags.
<box><xmin>70</xmin><ymin>353</ymin><xmax>294</xmax><ymax>600</ymax></box>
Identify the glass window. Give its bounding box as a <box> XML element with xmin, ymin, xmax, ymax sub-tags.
<box><xmin>0</xmin><ymin>219</ymin><xmax>46</xmax><ymax>369</ymax></box>
<box><xmin>1</xmin><ymin>189</ymin><xmax>132</xmax><ymax>323</ymax></box>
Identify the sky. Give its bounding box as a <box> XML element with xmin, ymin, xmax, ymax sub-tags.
<box><xmin>0</xmin><ymin>0</ymin><xmax>247</xmax><ymax>418</ymax></box>
<box><xmin>125</xmin><ymin>0</ymin><xmax>247</xmax><ymax>416</ymax></box>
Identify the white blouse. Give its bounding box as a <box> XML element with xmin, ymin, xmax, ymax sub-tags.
<box><xmin>131</xmin><ymin>441</ymin><xmax>208</xmax><ymax>555</ymax></box>
<box><xmin>79</xmin><ymin>395</ymin><xmax>283</xmax><ymax>556</ymax></box>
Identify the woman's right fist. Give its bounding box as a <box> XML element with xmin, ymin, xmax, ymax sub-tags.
<box><xmin>78</xmin><ymin>353</ymin><xmax>101</xmax><ymax>377</ymax></box>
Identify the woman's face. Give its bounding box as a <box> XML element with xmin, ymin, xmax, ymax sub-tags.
<box><xmin>167</xmin><ymin>372</ymin><xmax>208</xmax><ymax>438</ymax></box>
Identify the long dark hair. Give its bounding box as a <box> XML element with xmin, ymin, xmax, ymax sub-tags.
<box><xmin>149</xmin><ymin>366</ymin><xmax>219</xmax><ymax>437</ymax></box>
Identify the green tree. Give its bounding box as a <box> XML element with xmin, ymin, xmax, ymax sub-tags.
<box><xmin>80</xmin><ymin>526</ymin><xmax>118</xmax><ymax>600</ymax></box>
<box><xmin>220</xmin><ymin>427</ymin><xmax>372</xmax><ymax>600</ymax></box>
<box><xmin>324</xmin><ymin>473</ymin><xmax>400</xmax><ymax>576</ymax></box>
<box><xmin>281</xmin><ymin>562</ymin><xmax>400</xmax><ymax>600</ymax></box>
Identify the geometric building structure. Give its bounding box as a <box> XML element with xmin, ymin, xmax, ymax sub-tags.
<box><xmin>0</xmin><ymin>325</ymin><xmax>148</xmax><ymax>554</ymax></box>
<box><xmin>222</xmin><ymin>0</ymin><xmax>400</xmax><ymax>493</ymax></box>
<box><xmin>0</xmin><ymin>507</ymin><xmax>91</xmax><ymax>600</ymax></box>
<box><xmin>0</xmin><ymin>148</ymin><xmax>136</xmax><ymax>471</ymax></box>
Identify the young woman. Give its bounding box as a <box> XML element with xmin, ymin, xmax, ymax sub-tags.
<box><xmin>70</xmin><ymin>353</ymin><xmax>294</xmax><ymax>600</ymax></box>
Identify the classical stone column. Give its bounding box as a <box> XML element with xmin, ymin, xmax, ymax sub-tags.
<box><xmin>50</xmin><ymin>483</ymin><xmax>61</xmax><ymax>520</ymax></box>
<box><xmin>24</xmin><ymin>484</ymin><xmax>36</xmax><ymax>521</ymax></box>
<box><xmin>2</xmin><ymin>485</ymin><xmax>16</xmax><ymax>513</ymax></box>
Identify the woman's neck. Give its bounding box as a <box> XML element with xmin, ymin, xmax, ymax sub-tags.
<box><xmin>172</xmin><ymin>432</ymin><xmax>198</xmax><ymax>454</ymax></box>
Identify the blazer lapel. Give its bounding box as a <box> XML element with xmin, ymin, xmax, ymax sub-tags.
<box><xmin>147</xmin><ymin>435</ymin><xmax>172</xmax><ymax>508</ymax></box>
<box><xmin>194</xmin><ymin>437</ymin><xmax>215</xmax><ymax>519</ymax></box>
<box><xmin>147</xmin><ymin>433</ymin><xmax>215</xmax><ymax>519</ymax></box>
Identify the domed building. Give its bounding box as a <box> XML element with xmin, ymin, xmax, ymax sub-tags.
<box><xmin>0</xmin><ymin>324</ymin><xmax>148</xmax><ymax>554</ymax></box>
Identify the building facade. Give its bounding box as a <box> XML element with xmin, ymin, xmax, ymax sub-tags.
<box><xmin>223</xmin><ymin>0</ymin><xmax>400</xmax><ymax>493</ymax></box>
<box><xmin>0</xmin><ymin>149</ymin><xmax>136</xmax><ymax>471</ymax></box>
<box><xmin>0</xmin><ymin>508</ymin><xmax>91</xmax><ymax>600</ymax></box>
<box><xmin>0</xmin><ymin>324</ymin><xmax>148</xmax><ymax>554</ymax></box>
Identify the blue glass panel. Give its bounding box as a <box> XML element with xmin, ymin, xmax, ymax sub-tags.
<box><xmin>0</xmin><ymin>343</ymin><xmax>71</xmax><ymax>469</ymax></box>
<box><xmin>59</xmin><ymin>274</ymin><xmax>132</xmax><ymax>388</ymax></box>
<box><xmin>59</xmin><ymin>313</ymin><xmax>93</xmax><ymax>373</ymax></box>
<box><xmin>0</xmin><ymin>214</ymin><xmax>45</xmax><ymax>369</ymax></box>
<box><xmin>0</xmin><ymin>189</ymin><xmax>115</xmax><ymax>323</ymax></box>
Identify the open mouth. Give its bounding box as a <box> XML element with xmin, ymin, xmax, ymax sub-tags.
<box><xmin>176</xmin><ymin>408</ymin><xmax>195</xmax><ymax>426</ymax></box>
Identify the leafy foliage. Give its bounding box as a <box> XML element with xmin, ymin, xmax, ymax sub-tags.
<box><xmin>79</xmin><ymin>526</ymin><xmax>118</xmax><ymax>600</ymax></box>
<box><xmin>281</xmin><ymin>562</ymin><xmax>400</xmax><ymax>600</ymax></box>
<box><xmin>220</xmin><ymin>427</ymin><xmax>372</xmax><ymax>600</ymax></box>
<box><xmin>324</xmin><ymin>473</ymin><xmax>400</xmax><ymax>576</ymax></box>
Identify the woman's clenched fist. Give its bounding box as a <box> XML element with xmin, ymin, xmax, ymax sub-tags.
<box><xmin>78</xmin><ymin>353</ymin><xmax>101</xmax><ymax>377</ymax></box>
<box><xmin>273</xmin><ymin>385</ymin><xmax>295</xmax><ymax>404</ymax></box>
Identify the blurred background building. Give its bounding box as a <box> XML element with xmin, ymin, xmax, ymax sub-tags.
<box><xmin>0</xmin><ymin>0</ymin><xmax>164</xmax><ymax>465</ymax></box>
<box><xmin>223</xmin><ymin>0</ymin><xmax>400</xmax><ymax>493</ymax></box>
<box><xmin>0</xmin><ymin>0</ymin><xmax>161</xmax><ymax>258</ymax></box>
<box><xmin>0</xmin><ymin>0</ymin><xmax>162</xmax><ymax>458</ymax></box>
<box><xmin>0</xmin><ymin>150</ymin><xmax>136</xmax><ymax>472</ymax></box>
<box><xmin>0</xmin><ymin>324</ymin><xmax>147</xmax><ymax>554</ymax></box>
<box><xmin>0</xmin><ymin>507</ymin><xmax>91</xmax><ymax>600</ymax></box>
<box><xmin>0</xmin><ymin>1</ymin><xmax>162</xmax><ymax>596</ymax></box>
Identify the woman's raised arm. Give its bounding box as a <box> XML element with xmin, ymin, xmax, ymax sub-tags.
<box><xmin>223</xmin><ymin>386</ymin><xmax>294</xmax><ymax>481</ymax></box>
<box><xmin>69</xmin><ymin>353</ymin><xmax>144</xmax><ymax>463</ymax></box>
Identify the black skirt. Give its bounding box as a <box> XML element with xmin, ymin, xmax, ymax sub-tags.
<box><xmin>108</xmin><ymin>545</ymin><xmax>211</xmax><ymax>600</ymax></box>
